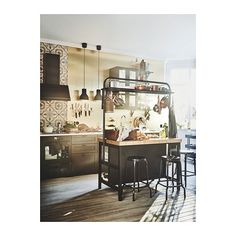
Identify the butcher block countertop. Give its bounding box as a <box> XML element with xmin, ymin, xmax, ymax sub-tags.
<box><xmin>98</xmin><ymin>137</ymin><xmax>182</xmax><ymax>146</ymax></box>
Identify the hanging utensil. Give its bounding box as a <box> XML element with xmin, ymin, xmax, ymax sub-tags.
<box><xmin>153</xmin><ymin>95</ymin><xmax>161</xmax><ymax>113</ymax></box>
<box><xmin>75</xmin><ymin>103</ymin><xmax>78</xmax><ymax>118</ymax></box>
<box><xmin>78</xmin><ymin>103</ymin><xmax>81</xmax><ymax>117</ymax></box>
<box><xmin>144</xmin><ymin>107</ymin><xmax>150</xmax><ymax>120</ymax></box>
<box><xmin>113</xmin><ymin>92</ymin><xmax>125</xmax><ymax>107</ymax></box>
<box><xmin>84</xmin><ymin>103</ymin><xmax>87</xmax><ymax>116</ymax></box>
<box><xmin>71</xmin><ymin>104</ymin><xmax>74</xmax><ymax>117</ymax></box>
<box><xmin>80</xmin><ymin>105</ymin><xmax>82</xmax><ymax>117</ymax></box>
<box><xmin>88</xmin><ymin>104</ymin><xmax>91</xmax><ymax>116</ymax></box>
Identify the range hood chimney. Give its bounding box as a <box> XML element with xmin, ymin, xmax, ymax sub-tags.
<box><xmin>40</xmin><ymin>53</ymin><xmax>71</xmax><ymax>101</ymax></box>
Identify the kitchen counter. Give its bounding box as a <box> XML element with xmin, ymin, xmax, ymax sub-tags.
<box><xmin>98</xmin><ymin>137</ymin><xmax>181</xmax><ymax>146</ymax></box>
<box><xmin>40</xmin><ymin>131</ymin><xmax>103</xmax><ymax>137</ymax></box>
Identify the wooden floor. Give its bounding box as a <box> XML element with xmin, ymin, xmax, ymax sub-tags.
<box><xmin>41</xmin><ymin>161</ymin><xmax>196</xmax><ymax>222</ymax></box>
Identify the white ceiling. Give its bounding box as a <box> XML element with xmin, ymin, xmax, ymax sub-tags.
<box><xmin>40</xmin><ymin>14</ymin><xmax>195</xmax><ymax>61</ymax></box>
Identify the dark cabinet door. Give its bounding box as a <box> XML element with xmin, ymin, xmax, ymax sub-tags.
<box><xmin>40</xmin><ymin>136</ymin><xmax>72</xmax><ymax>179</ymax></box>
<box><xmin>40</xmin><ymin>135</ymin><xmax>99</xmax><ymax>178</ymax></box>
<box><xmin>72</xmin><ymin>153</ymin><xmax>96</xmax><ymax>175</ymax></box>
<box><xmin>71</xmin><ymin>135</ymin><xmax>98</xmax><ymax>175</ymax></box>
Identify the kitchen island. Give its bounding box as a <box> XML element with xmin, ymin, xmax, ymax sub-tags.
<box><xmin>98</xmin><ymin>138</ymin><xmax>181</xmax><ymax>200</ymax></box>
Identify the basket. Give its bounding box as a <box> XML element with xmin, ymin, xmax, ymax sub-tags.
<box><xmin>105</xmin><ymin>130</ymin><xmax>119</xmax><ymax>141</ymax></box>
<box><xmin>125</xmin><ymin>129</ymin><xmax>138</xmax><ymax>141</ymax></box>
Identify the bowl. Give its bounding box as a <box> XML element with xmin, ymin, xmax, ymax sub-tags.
<box><xmin>43</xmin><ymin>126</ymin><xmax>53</xmax><ymax>133</ymax></box>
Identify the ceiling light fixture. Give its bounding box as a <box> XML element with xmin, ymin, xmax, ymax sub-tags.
<box><xmin>79</xmin><ymin>42</ymin><xmax>89</xmax><ymax>100</ymax></box>
<box><xmin>94</xmin><ymin>45</ymin><xmax>102</xmax><ymax>100</ymax></box>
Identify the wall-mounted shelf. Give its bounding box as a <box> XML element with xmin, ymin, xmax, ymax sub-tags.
<box><xmin>103</xmin><ymin>77</ymin><xmax>172</xmax><ymax>94</ymax></box>
<box><xmin>102</xmin><ymin>87</ymin><xmax>173</xmax><ymax>94</ymax></box>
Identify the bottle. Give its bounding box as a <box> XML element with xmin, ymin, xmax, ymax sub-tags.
<box><xmin>57</xmin><ymin>150</ymin><xmax>62</xmax><ymax>159</ymax></box>
<box><xmin>163</xmin><ymin>123</ymin><xmax>168</xmax><ymax>138</ymax></box>
<box><xmin>57</xmin><ymin>122</ymin><xmax>61</xmax><ymax>133</ymax></box>
<box><xmin>139</xmin><ymin>59</ymin><xmax>146</xmax><ymax>80</ymax></box>
<box><xmin>140</xmin><ymin>59</ymin><xmax>146</xmax><ymax>71</ymax></box>
<box><xmin>159</xmin><ymin>124</ymin><xmax>165</xmax><ymax>138</ymax></box>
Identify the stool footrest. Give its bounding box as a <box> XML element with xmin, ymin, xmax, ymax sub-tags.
<box><xmin>157</xmin><ymin>179</ymin><xmax>185</xmax><ymax>188</ymax></box>
<box><xmin>124</xmin><ymin>183</ymin><xmax>150</xmax><ymax>190</ymax></box>
<box><xmin>182</xmin><ymin>170</ymin><xmax>195</xmax><ymax>177</ymax></box>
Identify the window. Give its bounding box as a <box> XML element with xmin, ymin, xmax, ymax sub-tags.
<box><xmin>165</xmin><ymin>60</ymin><xmax>196</xmax><ymax>130</ymax></box>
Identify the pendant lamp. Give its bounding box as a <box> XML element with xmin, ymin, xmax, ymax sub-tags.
<box><xmin>94</xmin><ymin>45</ymin><xmax>102</xmax><ymax>100</ymax></box>
<box><xmin>79</xmin><ymin>42</ymin><xmax>89</xmax><ymax>100</ymax></box>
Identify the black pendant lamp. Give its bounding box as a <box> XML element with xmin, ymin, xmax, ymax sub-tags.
<box><xmin>94</xmin><ymin>45</ymin><xmax>102</xmax><ymax>100</ymax></box>
<box><xmin>79</xmin><ymin>42</ymin><xmax>89</xmax><ymax>100</ymax></box>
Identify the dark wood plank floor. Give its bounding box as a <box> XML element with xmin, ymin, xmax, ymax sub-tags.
<box><xmin>41</xmin><ymin>178</ymin><xmax>156</xmax><ymax>222</ymax></box>
<box><xmin>41</xmin><ymin>161</ymin><xmax>196</xmax><ymax>222</ymax></box>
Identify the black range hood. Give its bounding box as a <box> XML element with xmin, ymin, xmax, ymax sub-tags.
<box><xmin>40</xmin><ymin>53</ymin><xmax>70</xmax><ymax>101</ymax></box>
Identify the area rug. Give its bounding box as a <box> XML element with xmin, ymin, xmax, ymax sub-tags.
<box><xmin>140</xmin><ymin>188</ymin><xmax>196</xmax><ymax>222</ymax></box>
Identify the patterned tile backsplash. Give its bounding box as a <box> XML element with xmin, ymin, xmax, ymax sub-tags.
<box><xmin>40</xmin><ymin>100</ymin><xmax>68</xmax><ymax>131</ymax></box>
<box><xmin>40</xmin><ymin>42</ymin><xmax>68</xmax><ymax>131</ymax></box>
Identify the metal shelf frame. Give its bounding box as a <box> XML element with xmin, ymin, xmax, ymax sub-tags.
<box><xmin>98</xmin><ymin>77</ymin><xmax>173</xmax><ymax>199</ymax></box>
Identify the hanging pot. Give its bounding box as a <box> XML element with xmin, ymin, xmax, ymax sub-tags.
<box><xmin>153</xmin><ymin>95</ymin><xmax>161</xmax><ymax>114</ymax></box>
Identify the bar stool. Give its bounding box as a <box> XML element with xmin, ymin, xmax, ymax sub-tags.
<box><xmin>124</xmin><ymin>156</ymin><xmax>152</xmax><ymax>201</ymax></box>
<box><xmin>155</xmin><ymin>155</ymin><xmax>186</xmax><ymax>201</ymax></box>
<box><xmin>180</xmin><ymin>150</ymin><xmax>196</xmax><ymax>187</ymax></box>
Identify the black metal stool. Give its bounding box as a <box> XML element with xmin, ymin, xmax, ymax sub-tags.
<box><xmin>155</xmin><ymin>155</ymin><xmax>186</xmax><ymax>201</ymax></box>
<box><xmin>124</xmin><ymin>156</ymin><xmax>152</xmax><ymax>201</ymax></box>
<box><xmin>180</xmin><ymin>150</ymin><xmax>196</xmax><ymax>187</ymax></box>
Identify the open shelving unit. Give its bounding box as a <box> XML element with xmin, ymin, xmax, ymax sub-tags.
<box><xmin>98</xmin><ymin>77</ymin><xmax>174</xmax><ymax>196</ymax></box>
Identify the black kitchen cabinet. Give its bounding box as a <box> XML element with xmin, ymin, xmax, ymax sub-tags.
<box><xmin>40</xmin><ymin>136</ymin><xmax>72</xmax><ymax>179</ymax></box>
<box><xmin>71</xmin><ymin>135</ymin><xmax>99</xmax><ymax>175</ymax></box>
<box><xmin>40</xmin><ymin>134</ymin><xmax>99</xmax><ymax>179</ymax></box>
